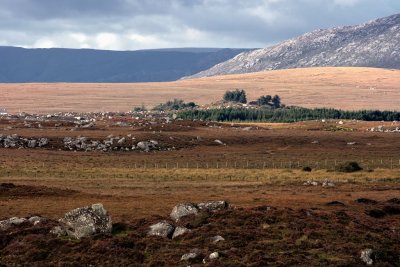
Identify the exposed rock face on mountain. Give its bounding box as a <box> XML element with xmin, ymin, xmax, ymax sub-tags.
<box><xmin>188</xmin><ymin>13</ymin><xmax>400</xmax><ymax>78</ymax></box>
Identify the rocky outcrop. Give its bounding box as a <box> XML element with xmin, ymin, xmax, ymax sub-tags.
<box><xmin>148</xmin><ymin>221</ymin><xmax>175</xmax><ymax>239</ymax></box>
<box><xmin>170</xmin><ymin>203</ymin><xmax>199</xmax><ymax>222</ymax></box>
<box><xmin>187</xmin><ymin>13</ymin><xmax>400</xmax><ymax>78</ymax></box>
<box><xmin>52</xmin><ymin>203</ymin><xmax>112</xmax><ymax>239</ymax></box>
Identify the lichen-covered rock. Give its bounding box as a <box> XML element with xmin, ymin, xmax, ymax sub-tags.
<box><xmin>197</xmin><ymin>201</ymin><xmax>229</xmax><ymax>212</ymax></box>
<box><xmin>172</xmin><ymin>226</ymin><xmax>191</xmax><ymax>239</ymax></box>
<box><xmin>28</xmin><ymin>216</ymin><xmax>46</xmax><ymax>225</ymax></box>
<box><xmin>360</xmin><ymin>249</ymin><xmax>374</xmax><ymax>265</ymax></box>
<box><xmin>0</xmin><ymin>217</ymin><xmax>27</xmax><ymax>231</ymax></box>
<box><xmin>148</xmin><ymin>221</ymin><xmax>175</xmax><ymax>238</ymax></box>
<box><xmin>57</xmin><ymin>203</ymin><xmax>112</xmax><ymax>239</ymax></box>
<box><xmin>170</xmin><ymin>203</ymin><xmax>199</xmax><ymax>222</ymax></box>
<box><xmin>50</xmin><ymin>226</ymin><xmax>67</xmax><ymax>237</ymax></box>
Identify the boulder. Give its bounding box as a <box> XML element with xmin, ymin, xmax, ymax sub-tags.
<box><xmin>38</xmin><ymin>138</ymin><xmax>49</xmax><ymax>147</ymax></box>
<box><xmin>172</xmin><ymin>226</ymin><xmax>191</xmax><ymax>239</ymax></box>
<box><xmin>27</xmin><ymin>140</ymin><xmax>37</xmax><ymax>148</ymax></box>
<box><xmin>50</xmin><ymin>226</ymin><xmax>67</xmax><ymax>237</ymax></box>
<box><xmin>170</xmin><ymin>203</ymin><xmax>199</xmax><ymax>222</ymax></box>
<box><xmin>210</xmin><ymin>235</ymin><xmax>225</xmax><ymax>244</ymax></box>
<box><xmin>28</xmin><ymin>216</ymin><xmax>46</xmax><ymax>225</ymax></box>
<box><xmin>0</xmin><ymin>217</ymin><xmax>27</xmax><ymax>231</ymax></box>
<box><xmin>198</xmin><ymin>201</ymin><xmax>229</xmax><ymax>212</ymax></box>
<box><xmin>57</xmin><ymin>203</ymin><xmax>112</xmax><ymax>239</ymax></box>
<box><xmin>209</xmin><ymin>252</ymin><xmax>220</xmax><ymax>260</ymax></box>
<box><xmin>148</xmin><ymin>221</ymin><xmax>175</xmax><ymax>239</ymax></box>
<box><xmin>360</xmin><ymin>249</ymin><xmax>374</xmax><ymax>265</ymax></box>
<box><xmin>181</xmin><ymin>248</ymin><xmax>202</xmax><ymax>262</ymax></box>
<box><xmin>322</xmin><ymin>179</ymin><xmax>335</xmax><ymax>187</ymax></box>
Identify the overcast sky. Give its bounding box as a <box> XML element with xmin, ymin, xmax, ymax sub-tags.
<box><xmin>0</xmin><ymin>0</ymin><xmax>399</xmax><ymax>50</ymax></box>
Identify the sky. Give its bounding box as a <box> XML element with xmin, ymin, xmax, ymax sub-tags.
<box><xmin>0</xmin><ymin>0</ymin><xmax>399</xmax><ymax>50</ymax></box>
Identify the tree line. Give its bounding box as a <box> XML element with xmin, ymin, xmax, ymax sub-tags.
<box><xmin>178</xmin><ymin>107</ymin><xmax>400</xmax><ymax>122</ymax></box>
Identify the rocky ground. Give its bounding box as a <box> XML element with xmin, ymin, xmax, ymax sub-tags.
<box><xmin>0</xmin><ymin>190</ymin><xmax>399</xmax><ymax>266</ymax></box>
<box><xmin>0</xmin><ymin>113</ymin><xmax>399</xmax><ymax>266</ymax></box>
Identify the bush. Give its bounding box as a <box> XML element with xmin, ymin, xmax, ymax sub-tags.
<box><xmin>257</xmin><ymin>95</ymin><xmax>272</xmax><ymax>106</ymax></box>
<box><xmin>132</xmin><ymin>105</ymin><xmax>146</xmax><ymax>112</ymax></box>
<box><xmin>152</xmin><ymin>99</ymin><xmax>197</xmax><ymax>111</ymax></box>
<box><xmin>336</xmin><ymin>162</ymin><xmax>363</xmax><ymax>173</ymax></box>
<box><xmin>223</xmin><ymin>89</ymin><xmax>247</xmax><ymax>103</ymax></box>
<box><xmin>302</xmin><ymin>166</ymin><xmax>312</xmax><ymax>172</ymax></box>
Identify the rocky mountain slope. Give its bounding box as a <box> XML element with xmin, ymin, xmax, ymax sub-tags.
<box><xmin>188</xmin><ymin>13</ymin><xmax>400</xmax><ymax>78</ymax></box>
<box><xmin>0</xmin><ymin>47</ymin><xmax>251</xmax><ymax>83</ymax></box>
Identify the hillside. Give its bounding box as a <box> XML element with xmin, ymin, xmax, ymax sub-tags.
<box><xmin>0</xmin><ymin>47</ymin><xmax>250</xmax><ymax>83</ymax></box>
<box><xmin>188</xmin><ymin>13</ymin><xmax>400</xmax><ymax>78</ymax></box>
<box><xmin>1</xmin><ymin>67</ymin><xmax>399</xmax><ymax>114</ymax></box>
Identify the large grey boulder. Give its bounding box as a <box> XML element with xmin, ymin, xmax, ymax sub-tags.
<box><xmin>170</xmin><ymin>203</ymin><xmax>199</xmax><ymax>222</ymax></box>
<box><xmin>27</xmin><ymin>140</ymin><xmax>37</xmax><ymax>148</ymax></box>
<box><xmin>0</xmin><ymin>217</ymin><xmax>27</xmax><ymax>231</ymax></box>
<box><xmin>198</xmin><ymin>201</ymin><xmax>229</xmax><ymax>212</ymax></box>
<box><xmin>38</xmin><ymin>138</ymin><xmax>49</xmax><ymax>147</ymax></box>
<box><xmin>148</xmin><ymin>221</ymin><xmax>175</xmax><ymax>238</ymax></box>
<box><xmin>56</xmin><ymin>203</ymin><xmax>112</xmax><ymax>239</ymax></box>
<box><xmin>172</xmin><ymin>226</ymin><xmax>191</xmax><ymax>239</ymax></box>
<box><xmin>136</xmin><ymin>141</ymin><xmax>158</xmax><ymax>152</ymax></box>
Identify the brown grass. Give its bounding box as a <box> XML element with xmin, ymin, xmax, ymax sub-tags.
<box><xmin>1</xmin><ymin>67</ymin><xmax>400</xmax><ymax>113</ymax></box>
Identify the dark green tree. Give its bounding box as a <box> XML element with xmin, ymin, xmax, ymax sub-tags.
<box><xmin>257</xmin><ymin>95</ymin><xmax>272</xmax><ymax>106</ymax></box>
<box><xmin>272</xmin><ymin>95</ymin><xmax>281</xmax><ymax>108</ymax></box>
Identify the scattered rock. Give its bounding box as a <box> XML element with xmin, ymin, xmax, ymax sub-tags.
<box><xmin>28</xmin><ymin>216</ymin><xmax>46</xmax><ymax>225</ymax></box>
<box><xmin>0</xmin><ymin>217</ymin><xmax>27</xmax><ymax>231</ymax></box>
<box><xmin>198</xmin><ymin>201</ymin><xmax>229</xmax><ymax>212</ymax></box>
<box><xmin>360</xmin><ymin>249</ymin><xmax>374</xmax><ymax>265</ymax></box>
<box><xmin>214</xmin><ymin>139</ymin><xmax>225</xmax><ymax>145</ymax></box>
<box><xmin>322</xmin><ymin>179</ymin><xmax>335</xmax><ymax>187</ymax></box>
<box><xmin>303</xmin><ymin>180</ymin><xmax>318</xmax><ymax>186</ymax></box>
<box><xmin>170</xmin><ymin>203</ymin><xmax>199</xmax><ymax>222</ymax></box>
<box><xmin>172</xmin><ymin>226</ymin><xmax>191</xmax><ymax>239</ymax></box>
<box><xmin>148</xmin><ymin>221</ymin><xmax>175</xmax><ymax>239</ymax></box>
<box><xmin>55</xmin><ymin>203</ymin><xmax>112</xmax><ymax>239</ymax></box>
<box><xmin>181</xmin><ymin>248</ymin><xmax>202</xmax><ymax>262</ymax></box>
<box><xmin>209</xmin><ymin>252</ymin><xmax>219</xmax><ymax>260</ymax></box>
<box><xmin>50</xmin><ymin>226</ymin><xmax>67</xmax><ymax>237</ymax></box>
<box><xmin>210</xmin><ymin>235</ymin><xmax>225</xmax><ymax>244</ymax></box>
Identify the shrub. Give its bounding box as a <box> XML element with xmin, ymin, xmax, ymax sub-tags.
<box><xmin>152</xmin><ymin>99</ymin><xmax>197</xmax><ymax>111</ymax></box>
<box><xmin>223</xmin><ymin>89</ymin><xmax>247</xmax><ymax>103</ymax></box>
<box><xmin>302</xmin><ymin>166</ymin><xmax>312</xmax><ymax>172</ymax></box>
<box><xmin>336</xmin><ymin>162</ymin><xmax>363</xmax><ymax>172</ymax></box>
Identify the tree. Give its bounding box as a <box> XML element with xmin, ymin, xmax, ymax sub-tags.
<box><xmin>257</xmin><ymin>95</ymin><xmax>272</xmax><ymax>106</ymax></box>
<box><xmin>223</xmin><ymin>89</ymin><xmax>247</xmax><ymax>103</ymax></box>
<box><xmin>238</xmin><ymin>90</ymin><xmax>247</xmax><ymax>103</ymax></box>
<box><xmin>272</xmin><ymin>95</ymin><xmax>281</xmax><ymax>108</ymax></box>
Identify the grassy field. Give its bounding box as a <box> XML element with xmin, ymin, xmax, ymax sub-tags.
<box><xmin>1</xmin><ymin>67</ymin><xmax>400</xmax><ymax>113</ymax></box>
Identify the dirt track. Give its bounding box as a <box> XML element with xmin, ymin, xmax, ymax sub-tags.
<box><xmin>1</xmin><ymin>67</ymin><xmax>400</xmax><ymax>113</ymax></box>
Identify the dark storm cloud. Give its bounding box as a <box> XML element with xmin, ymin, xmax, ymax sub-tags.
<box><xmin>0</xmin><ymin>0</ymin><xmax>399</xmax><ymax>49</ymax></box>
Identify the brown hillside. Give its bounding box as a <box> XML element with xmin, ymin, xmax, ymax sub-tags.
<box><xmin>1</xmin><ymin>67</ymin><xmax>399</xmax><ymax>114</ymax></box>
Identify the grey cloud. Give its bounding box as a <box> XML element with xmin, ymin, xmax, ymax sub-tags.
<box><xmin>0</xmin><ymin>0</ymin><xmax>399</xmax><ymax>49</ymax></box>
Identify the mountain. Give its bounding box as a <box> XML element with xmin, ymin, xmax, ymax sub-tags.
<box><xmin>0</xmin><ymin>47</ymin><xmax>251</xmax><ymax>83</ymax></box>
<box><xmin>187</xmin><ymin>13</ymin><xmax>400</xmax><ymax>78</ymax></box>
